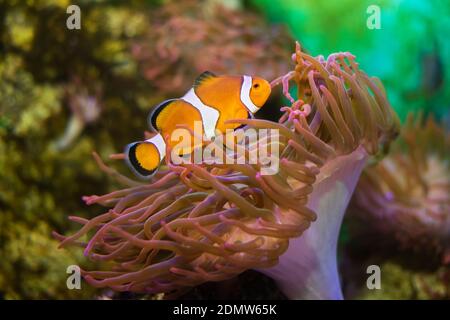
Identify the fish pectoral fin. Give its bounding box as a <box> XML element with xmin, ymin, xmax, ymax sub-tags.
<box><xmin>194</xmin><ymin>71</ymin><xmax>217</xmax><ymax>88</ymax></box>
<box><xmin>125</xmin><ymin>141</ymin><xmax>162</xmax><ymax>179</ymax></box>
<box><xmin>235</xmin><ymin>111</ymin><xmax>253</xmax><ymax>130</ymax></box>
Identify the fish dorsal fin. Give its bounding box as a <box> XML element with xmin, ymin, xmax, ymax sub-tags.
<box><xmin>148</xmin><ymin>99</ymin><xmax>177</xmax><ymax>131</ymax></box>
<box><xmin>194</xmin><ymin>71</ymin><xmax>217</xmax><ymax>88</ymax></box>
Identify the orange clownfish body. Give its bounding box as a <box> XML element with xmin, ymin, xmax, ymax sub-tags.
<box><xmin>126</xmin><ymin>71</ymin><xmax>271</xmax><ymax>179</ymax></box>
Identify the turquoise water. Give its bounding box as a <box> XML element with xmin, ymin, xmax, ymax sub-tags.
<box><xmin>252</xmin><ymin>0</ymin><xmax>450</xmax><ymax>122</ymax></box>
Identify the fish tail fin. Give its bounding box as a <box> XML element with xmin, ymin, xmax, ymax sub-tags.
<box><xmin>125</xmin><ymin>133</ymin><xmax>166</xmax><ymax>179</ymax></box>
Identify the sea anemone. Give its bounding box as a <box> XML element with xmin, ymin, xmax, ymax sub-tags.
<box><xmin>256</xmin><ymin>44</ymin><xmax>399</xmax><ymax>299</ymax></box>
<box><xmin>55</xmin><ymin>42</ymin><xmax>399</xmax><ymax>299</ymax></box>
<box><xmin>347</xmin><ymin>113</ymin><xmax>450</xmax><ymax>263</ymax></box>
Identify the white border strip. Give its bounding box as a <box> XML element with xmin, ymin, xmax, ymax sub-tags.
<box><xmin>240</xmin><ymin>75</ymin><xmax>259</xmax><ymax>114</ymax></box>
<box><xmin>181</xmin><ymin>88</ymin><xmax>220</xmax><ymax>139</ymax></box>
<box><xmin>145</xmin><ymin>133</ymin><xmax>166</xmax><ymax>159</ymax></box>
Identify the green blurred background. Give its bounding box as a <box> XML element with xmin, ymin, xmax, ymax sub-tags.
<box><xmin>252</xmin><ymin>0</ymin><xmax>450</xmax><ymax>121</ymax></box>
<box><xmin>0</xmin><ymin>0</ymin><xmax>448</xmax><ymax>299</ymax></box>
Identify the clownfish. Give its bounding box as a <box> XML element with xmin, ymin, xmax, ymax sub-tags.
<box><xmin>125</xmin><ymin>71</ymin><xmax>271</xmax><ymax>179</ymax></box>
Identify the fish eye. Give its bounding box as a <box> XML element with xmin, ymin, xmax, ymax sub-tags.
<box><xmin>253</xmin><ymin>83</ymin><xmax>260</xmax><ymax>89</ymax></box>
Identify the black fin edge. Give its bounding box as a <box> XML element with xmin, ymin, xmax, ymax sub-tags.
<box><xmin>148</xmin><ymin>99</ymin><xmax>178</xmax><ymax>131</ymax></box>
<box><xmin>194</xmin><ymin>71</ymin><xmax>217</xmax><ymax>88</ymax></box>
<box><xmin>125</xmin><ymin>142</ymin><xmax>157</xmax><ymax>179</ymax></box>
